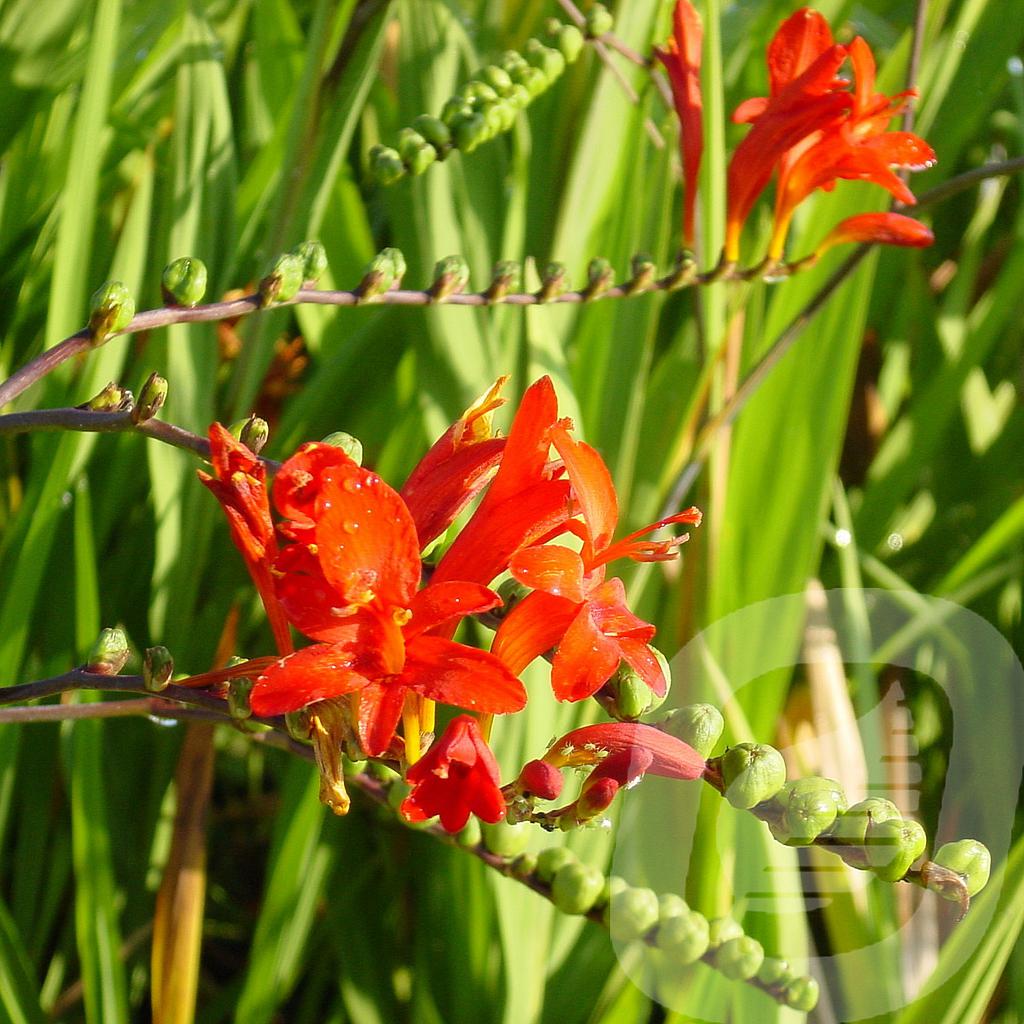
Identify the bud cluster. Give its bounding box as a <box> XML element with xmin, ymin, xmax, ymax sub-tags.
<box><xmin>369</xmin><ymin>17</ymin><xmax>590</xmax><ymax>186</ymax></box>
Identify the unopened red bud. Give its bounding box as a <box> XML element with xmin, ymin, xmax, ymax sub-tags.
<box><xmin>578</xmin><ymin>777</ymin><xmax>619</xmax><ymax>817</ymax></box>
<box><xmin>518</xmin><ymin>759</ymin><xmax>564</xmax><ymax>800</ymax></box>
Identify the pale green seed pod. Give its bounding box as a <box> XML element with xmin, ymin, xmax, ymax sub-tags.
<box><xmin>227</xmin><ymin>675</ymin><xmax>256</xmax><ymax>719</ymax></box>
<box><xmin>369</xmin><ymin>144</ymin><xmax>405</xmax><ymax>185</ymax></box>
<box><xmin>131</xmin><ymin>372</ymin><xmax>168</xmax><ymax>425</ymax></box>
<box><xmin>456</xmin><ymin>817</ymin><xmax>482</xmax><ymax>849</ymax></box>
<box><xmin>429</xmin><ymin>255</ymin><xmax>471</xmax><ymax>301</ymax></box>
<box><xmin>931</xmin><ymin>839</ymin><xmax>992</xmax><ymax>898</ymax></box>
<box><xmin>661</xmin><ymin>703</ymin><xmax>725</xmax><ymax>758</ymax></box>
<box><xmin>866</xmin><ymin>817</ymin><xmax>926</xmax><ymax>882</ymax></box>
<box><xmin>832</xmin><ymin>798</ymin><xmax>902</xmax><ymax>848</ymax></box>
<box><xmin>655</xmin><ymin>908</ymin><xmax>709</xmax><ymax>963</ymax></box>
<box><xmin>596</xmin><ymin>874</ymin><xmax>628</xmax><ymax>911</ymax></box>
<box><xmin>321</xmin><ymin>431</ymin><xmax>363</xmax><ymax>465</ymax></box>
<box><xmin>536</xmin><ymin>846</ymin><xmax>577</xmax><ymax>884</ymax></box>
<box><xmin>517</xmin><ymin>66</ymin><xmax>548</xmax><ymax>99</ymax></box>
<box><xmin>537</xmin><ymin>262</ymin><xmax>568</xmax><ymax>303</ymax></box>
<box><xmin>440</xmin><ymin>97</ymin><xmax>473</xmax><ymax>126</ymax></box>
<box><xmin>89</xmin><ymin>281</ymin><xmax>135</xmax><ymax>342</ymax></box>
<box><xmin>161</xmin><ymin>256</ymin><xmax>207</xmax><ymax>307</ymax></box>
<box><xmin>454</xmin><ymin>112</ymin><xmax>488</xmax><ymax>153</ymax></box>
<box><xmin>551</xmin><ymin>861</ymin><xmax>605</xmax><ymax>915</ymax></box>
<box><xmin>481</xmin><ymin>820</ymin><xmax>530</xmax><ymax>857</ymax></box>
<box><xmin>397</xmin><ymin>127</ymin><xmax>429</xmax><ymax>164</ymax></box>
<box><xmin>783</xmin><ymin>976</ymin><xmax>820</xmax><ymax>1012</ymax></box>
<box><xmin>143</xmin><ymin>646</ymin><xmax>173</xmax><ymax>692</ymax></box>
<box><xmin>524</xmin><ymin>39</ymin><xmax>565</xmax><ymax>83</ymax></box>
<box><xmin>258</xmin><ymin>253</ymin><xmax>304</xmax><ymax>307</ymax></box>
<box><xmin>461</xmin><ymin>81</ymin><xmax>500</xmax><ymax>107</ymax></box>
<box><xmin>721</xmin><ymin>743</ymin><xmax>786</xmax><ymax>809</ymax></box>
<box><xmin>292</xmin><ymin>240</ymin><xmax>328</xmax><ymax>283</ymax></box>
<box><xmin>607</xmin><ymin>886</ymin><xmax>659</xmax><ymax>942</ymax></box>
<box><xmin>482</xmin><ymin>65</ymin><xmax>513</xmax><ymax>95</ymax></box>
<box><xmin>485</xmin><ymin>260</ymin><xmax>521</xmax><ymax>302</ymax></box>
<box><xmin>556</xmin><ymin>24</ymin><xmax>585</xmax><ymax>62</ymax></box>
<box><xmin>511</xmin><ymin>851</ymin><xmax>538</xmax><ymax>879</ymax></box>
<box><xmin>87</xmin><ymin>626</ymin><xmax>130</xmax><ymax>676</ymax></box>
<box><xmin>657</xmin><ymin>893</ymin><xmax>688</xmax><ymax>920</ymax></box>
<box><xmin>773</xmin><ymin>777</ymin><xmax>847</xmax><ymax>846</ymax></box>
<box><xmin>707</xmin><ymin>917</ymin><xmax>743</xmax><ymax>948</ymax></box>
<box><xmin>585</xmin><ymin>3</ymin><xmax>614</xmax><ymax>37</ymax></box>
<box><xmin>239</xmin><ymin>416</ymin><xmax>270</xmax><ymax>455</ymax></box>
<box><xmin>413</xmin><ymin>114</ymin><xmax>451</xmax><ymax>151</ymax></box>
<box><xmin>406</xmin><ymin>142</ymin><xmax>437</xmax><ymax>176</ymax></box>
<box><xmin>756</xmin><ymin>957</ymin><xmax>792</xmax><ymax>987</ymax></box>
<box><xmin>714</xmin><ymin>935</ymin><xmax>764</xmax><ymax>980</ymax></box>
<box><xmin>584</xmin><ymin>257</ymin><xmax>614</xmax><ymax>299</ymax></box>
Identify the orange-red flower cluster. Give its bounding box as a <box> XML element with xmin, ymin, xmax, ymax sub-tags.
<box><xmin>201</xmin><ymin>376</ymin><xmax>704</xmax><ymax>829</ymax></box>
<box><xmin>658</xmin><ymin>2</ymin><xmax>935</xmax><ymax>262</ymax></box>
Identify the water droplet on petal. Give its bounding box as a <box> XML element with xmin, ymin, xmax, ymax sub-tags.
<box><xmin>343</xmin><ymin>520</ymin><xmax>359</xmax><ymax>534</ymax></box>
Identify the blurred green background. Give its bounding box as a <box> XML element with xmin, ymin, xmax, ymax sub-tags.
<box><xmin>1</xmin><ymin>0</ymin><xmax>1023</xmax><ymax>1021</ymax></box>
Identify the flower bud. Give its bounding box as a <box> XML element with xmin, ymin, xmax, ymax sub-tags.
<box><xmin>258</xmin><ymin>252</ymin><xmax>304</xmax><ymax>307</ymax></box>
<box><xmin>536</xmin><ymin>261</ymin><xmax>568</xmax><ymax>302</ymax></box>
<box><xmin>142</xmin><ymin>645</ymin><xmax>174</xmax><ymax>692</ymax></box>
<box><xmin>831</xmin><ymin>798</ymin><xmax>901</xmax><ymax>861</ymax></box>
<box><xmin>551</xmin><ymin>861</ymin><xmax>605</xmax><ymax>915</ymax></box>
<box><xmin>428</xmin><ymin>255</ymin><xmax>470</xmax><ymax>301</ymax></box>
<box><xmin>454</xmin><ymin>112</ymin><xmax>488</xmax><ymax>153</ymax></box>
<box><xmin>707</xmin><ymin>916</ymin><xmax>743</xmax><ymax>948</ymax></box>
<box><xmin>658</xmin><ymin>893</ymin><xmax>688</xmax><ymax>919</ymax></box>
<box><xmin>865</xmin><ymin>817</ymin><xmax>926</xmax><ymax>881</ymax></box>
<box><xmin>161</xmin><ymin>256</ymin><xmax>207</xmax><ymax>307</ymax></box>
<box><xmin>481</xmin><ymin>820</ymin><xmax>531</xmax><ymax>857</ymax></box>
<box><xmin>488</xmin><ymin>101</ymin><xmax>516</xmax><ymax>134</ymax></box>
<box><xmin>342</xmin><ymin>756</ymin><xmax>367</xmax><ymax>777</ymax></box>
<box><xmin>930</xmin><ymin>839</ymin><xmax>991</xmax><ymax>898</ymax></box>
<box><xmin>660</xmin><ymin>703</ymin><xmax>724</xmax><ymax>758</ymax></box>
<box><xmin>607</xmin><ymin>886</ymin><xmax>659</xmax><ymax>942</ymax></box>
<box><xmin>499</xmin><ymin>50</ymin><xmax>528</xmax><ymax>76</ymax></box>
<box><xmin>583</xmin><ymin>257</ymin><xmax>614</xmax><ymax>300</ymax></box>
<box><xmin>441</xmin><ymin>97</ymin><xmax>473</xmax><ymax>126</ymax></box>
<box><xmin>397</xmin><ymin>128</ymin><xmax>429</xmax><ymax>163</ymax></box>
<box><xmin>507</xmin><ymin>83</ymin><xmax>531</xmax><ymax>109</ymax></box>
<box><xmin>524</xmin><ymin>39</ymin><xmax>566</xmax><ymax>82</ymax></box>
<box><xmin>284</xmin><ymin>708</ymin><xmax>312</xmax><ymax>742</ymax></box>
<box><xmin>515</xmin><ymin>65</ymin><xmax>548</xmax><ymax>99</ymax></box>
<box><xmin>320</xmin><ymin>431</ymin><xmax>363</xmax><ymax>465</ymax></box>
<box><xmin>406</xmin><ymin>141</ymin><xmax>438</xmax><ymax>176</ymax></box>
<box><xmin>511</xmin><ymin>851</ymin><xmax>538</xmax><ymax>879</ymax></box>
<box><xmin>720</xmin><ymin>743</ymin><xmax>786</xmax><ymax>809</ymax></box>
<box><xmin>714</xmin><ymin>935</ymin><xmax>764</xmax><ymax>980</ymax></box>
<box><xmin>556</xmin><ymin>24</ymin><xmax>585</xmax><ymax>62</ymax></box>
<box><xmin>88</xmin><ymin>281</ymin><xmax>135</xmax><ymax>343</ymax></box>
<box><xmin>517</xmin><ymin>759</ymin><xmax>564</xmax><ymax>800</ymax></box>
<box><xmin>655</xmin><ymin>908</ymin><xmax>710</xmax><ymax>963</ymax></box>
<box><xmin>783</xmin><ymin>976</ymin><xmax>820</xmax><ymax>1012</ymax></box>
<box><xmin>81</xmin><ymin>381</ymin><xmax>133</xmax><ymax>412</ymax></box>
<box><xmin>485</xmin><ymin>260</ymin><xmax>521</xmax><ymax>302</ymax></box>
<box><xmin>292</xmin><ymin>240</ymin><xmax>328</xmax><ymax>284</ymax></box>
<box><xmin>369</xmin><ymin>144</ymin><xmax>405</xmax><ymax>185</ymax></box>
<box><xmin>625</xmin><ymin>253</ymin><xmax>656</xmax><ymax>295</ymax></box>
<box><xmin>596</xmin><ymin>874</ymin><xmax>628</xmax><ymax>911</ymax></box>
<box><xmin>756</xmin><ymin>957</ymin><xmax>791</xmax><ymax>987</ymax></box>
<box><xmin>237</xmin><ymin>416</ymin><xmax>269</xmax><ymax>455</ymax></box>
<box><xmin>456</xmin><ymin>817</ymin><xmax>482</xmax><ymax>848</ymax></box>
<box><xmin>413</xmin><ymin>114</ymin><xmax>452</xmax><ymax>151</ymax></box>
<box><xmin>771</xmin><ymin>777</ymin><xmax>847</xmax><ymax>846</ymax></box>
<box><xmin>461</xmin><ymin>81</ymin><xmax>500</xmax><ymax>107</ymax></box>
<box><xmin>131</xmin><ymin>372</ymin><xmax>168</xmax><ymax>425</ymax></box>
<box><xmin>665</xmin><ymin>250</ymin><xmax>698</xmax><ymax>289</ymax></box>
<box><xmin>482</xmin><ymin>65</ymin><xmax>514</xmax><ymax>95</ymax></box>
<box><xmin>536</xmin><ymin>846</ymin><xmax>577</xmax><ymax>884</ymax></box>
<box><xmin>86</xmin><ymin>626</ymin><xmax>130</xmax><ymax>676</ymax></box>
<box><xmin>585</xmin><ymin>3</ymin><xmax>614</xmax><ymax>38</ymax></box>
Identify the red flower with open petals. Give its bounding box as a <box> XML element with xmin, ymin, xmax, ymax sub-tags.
<box><xmin>655</xmin><ymin>0</ymin><xmax>704</xmax><ymax>248</ymax></box>
<box><xmin>249</xmin><ymin>447</ymin><xmax>526</xmax><ymax>756</ymax></box>
<box><xmin>400</xmin><ymin>715</ymin><xmax>507</xmax><ymax>832</ymax></box>
<box><xmin>492</xmin><ymin>425</ymin><xmax>701</xmax><ymax>702</ymax></box>
<box><xmin>539</xmin><ymin>722</ymin><xmax>706</xmax><ymax>779</ymax></box>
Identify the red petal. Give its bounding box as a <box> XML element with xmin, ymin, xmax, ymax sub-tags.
<box><xmin>315</xmin><ymin>461</ymin><xmax>422</xmax><ymax>610</ymax></box>
<box><xmin>861</xmin><ymin>131</ymin><xmax>935</xmax><ymax>171</ymax></box>
<box><xmin>509</xmin><ymin>545</ymin><xmax>587</xmax><ymax>602</ymax></box>
<box><xmin>491</xmin><ymin>590</ymin><xmax>580</xmax><ymax>676</ymax></box>
<box><xmin>551</xmin><ymin>605</ymin><xmax>622</xmax><ymax>702</ymax></box>
<box><xmin>589</xmin><ymin>578</ymin><xmax>657</xmax><ymax>641</ymax></box>
<box><xmin>405</xmin><ymin>581</ymin><xmax>501</xmax><ymax>638</ymax></box>
<box><xmin>402</xmin><ymin>636</ymin><xmax>527</xmax><ymax>713</ymax></box>
<box><xmin>251</xmin><ymin>644</ymin><xmax>372</xmax><ymax>716</ymax></box>
<box><xmin>732</xmin><ymin>96</ymin><xmax>768</xmax><ymax>124</ymax></box>
<box><xmin>546</xmin><ymin>723</ymin><xmax>706</xmax><ymax>779</ymax></box>
<box><xmin>817</xmin><ymin>212</ymin><xmax>934</xmax><ymax>254</ymax></box>
<box><xmin>847</xmin><ymin>36</ymin><xmax>876</xmax><ymax>111</ymax></box>
<box><xmin>356</xmin><ymin>680</ymin><xmax>407</xmax><ymax>757</ymax></box>
<box><xmin>550</xmin><ymin>426</ymin><xmax>618</xmax><ymax>556</ymax></box>
<box><xmin>618</xmin><ymin>639</ymin><xmax>668</xmax><ymax>697</ymax></box>
<box><xmin>273</xmin><ymin>442</ymin><xmax>355</xmax><ymax>526</ymax></box>
<box><xmin>485</xmin><ymin>377</ymin><xmax>559</xmax><ymax>507</ymax></box>
<box><xmin>766</xmin><ymin>7</ymin><xmax>836</xmax><ymax>94</ymax></box>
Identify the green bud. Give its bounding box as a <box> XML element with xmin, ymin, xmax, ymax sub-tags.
<box><xmin>536</xmin><ymin>261</ymin><xmax>568</xmax><ymax>302</ymax></box>
<box><xmin>292</xmin><ymin>241</ymin><xmax>328</xmax><ymax>284</ymax></box>
<box><xmin>227</xmin><ymin>674</ymin><xmax>256</xmax><ymax>719</ymax></box>
<box><xmin>597</xmin><ymin>659</ymin><xmax>664</xmax><ymax>722</ymax></box>
<box><xmin>130</xmin><ymin>372</ymin><xmax>168</xmax><ymax>425</ymax></box>
<box><xmin>499</xmin><ymin>50</ymin><xmax>528</xmax><ymax>76</ymax></box>
<box><xmin>655</xmin><ymin>908</ymin><xmax>709</xmax><ymax>963</ymax></box>
<box><xmin>866</xmin><ymin>817</ymin><xmax>926</xmax><ymax>881</ymax></box>
<box><xmin>536</xmin><ymin>846</ymin><xmax>577</xmax><ymax>884</ymax></box>
<box><xmin>783</xmin><ymin>976</ymin><xmax>820</xmax><ymax>1013</ymax></box>
<box><xmin>707</xmin><ymin>917</ymin><xmax>743</xmax><ymax>948</ymax></box>
<box><xmin>258</xmin><ymin>253</ymin><xmax>304</xmax><ymax>307</ymax></box>
<box><xmin>714</xmin><ymin>936</ymin><xmax>764</xmax><ymax>980</ymax></box>
<box><xmin>456</xmin><ymin>817</ymin><xmax>482</xmax><ymax>848</ymax></box>
<box><xmin>584</xmin><ymin>257</ymin><xmax>614</xmax><ymax>300</ymax></box>
<box><xmin>516</xmin><ymin>65</ymin><xmax>549</xmax><ymax>99</ymax></box>
<box><xmin>585</xmin><ymin>3</ymin><xmax>614</xmax><ymax>38</ymax></box>
<box><xmin>507</xmin><ymin>83</ymin><xmax>531</xmax><ymax>109</ymax></box>
<box><xmin>342</xmin><ymin>756</ymin><xmax>367</xmax><ymax>777</ymax></box>
<box><xmin>239</xmin><ymin>416</ymin><xmax>269</xmax><ymax>455</ymax></box>
<box><xmin>284</xmin><ymin>708</ymin><xmax>312</xmax><ymax>742</ymax></box>
<box><xmin>454</xmin><ymin>112</ymin><xmax>488</xmax><ymax>153</ymax></box>
<box><xmin>485</xmin><ymin>260</ymin><xmax>521</xmax><ymax>302</ymax></box>
<box><xmin>756</xmin><ymin>957</ymin><xmax>792</xmax><ymax>987</ymax></box>
<box><xmin>832</xmin><ymin>798</ymin><xmax>901</xmax><ymax>849</ymax></box>
<box><xmin>441</xmin><ymin>97</ymin><xmax>474</xmax><ymax>127</ymax></box>
<box><xmin>771</xmin><ymin>777</ymin><xmax>847</xmax><ymax>846</ymax></box>
<box><xmin>596</xmin><ymin>874</ymin><xmax>628</xmax><ymax>912</ymax></box>
<box><xmin>86</xmin><ymin>626</ymin><xmax>130</xmax><ymax>676</ymax></box>
<box><xmin>481</xmin><ymin>820</ymin><xmax>530</xmax><ymax>857</ymax></box>
<box><xmin>369</xmin><ymin>144</ymin><xmax>406</xmax><ymax>185</ymax></box>
<box><xmin>551</xmin><ymin>861</ymin><xmax>605</xmax><ymax>915</ymax></box>
<box><xmin>556</xmin><ymin>24</ymin><xmax>585</xmax><ymax>63</ymax></box>
<box><xmin>482</xmin><ymin>65</ymin><xmax>514</xmax><ymax>95</ymax></box>
<box><xmin>413</xmin><ymin>114</ymin><xmax>452</xmax><ymax>151</ymax></box>
<box><xmin>356</xmin><ymin>248</ymin><xmax>406</xmax><ymax>299</ymax></box>
<box><xmin>511</xmin><ymin>851</ymin><xmax>538</xmax><ymax>879</ymax></box>
<box><xmin>142</xmin><ymin>646</ymin><xmax>173</xmax><ymax>692</ymax></box>
<box><xmin>657</xmin><ymin>893</ymin><xmax>689</xmax><ymax>920</ymax></box>
<box><xmin>89</xmin><ymin>281</ymin><xmax>135</xmax><ymax>343</ymax></box>
<box><xmin>720</xmin><ymin>743</ymin><xmax>786</xmax><ymax>809</ymax></box>
<box><xmin>429</xmin><ymin>255</ymin><xmax>471</xmax><ymax>301</ymax></box>
<box><xmin>406</xmin><ymin>142</ymin><xmax>437</xmax><ymax>176</ymax></box>
<box><xmin>931</xmin><ymin>839</ymin><xmax>991</xmax><ymax>898</ymax></box>
<box><xmin>661</xmin><ymin>703</ymin><xmax>724</xmax><ymax>758</ymax></box>
<box><xmin>524</xmin><ymin>39</ymin><xmax>566</xmax><ymax>82</ymax></box>
<box><xmin>161</xmin><ymin>256</ymin><xmax>207</xmax><ymax>307</ymax></box>
<box><xmin>625</xmin><ymin>253</ymin><xmax>656</xmax><ymax>295</ymax></box>
<box><xmin>81</xmin><ymin>381</ymin><xmax>133</xmax><ymax>412</ymax></box>
<box><xmin>397</xmin><ymin>128</ymin><xmax>429</xmax><ymax>163</ymax></box>
<box><xmin>387</xmin><ymin>777</ymin><xmax>411</xmax><ymax>813</ymax></box>
<box><xmin>489</xmin><ymin>101</ymin><xmax>516</xmax><ymax>134</ymax></box>
<box><xmin>666</xmin><ymin>249</ymin><xmax>698</xmax><ymax>288</ymax></box>
<box><xmin>607</xmin><ymin>886</ymin><xmax>659</xmax><ymax>942</ymax></box>
<box><xmin>321</xmin><ymin>431</ymin><xmax>363</xmax><ymax>465</ymax></box>
<box><xmin>461</xmin><ymin>81</ymin><xmax>500</xmax><ymax>107</ymax></box>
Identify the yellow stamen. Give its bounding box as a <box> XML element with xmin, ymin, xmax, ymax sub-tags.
<box><xmin>403</xmin><ymin>695</ymin><xmax>422</xmax><ymax>765</ymax></box>
<box><xmin>308</xmin><ymin>701</ymin><xmax>351</xmax><ymax>815</ymax></box>
<box><xmin>421</xmin><ymin>697</ymin><xmax>436</xmax><ymax>736</ymax></box>
<box><xmin>478</xmin><ymin>713</ymin><xmax>494</xmax><ymax>744</ymax></box>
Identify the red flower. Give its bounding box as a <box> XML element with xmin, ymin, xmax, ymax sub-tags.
<box><xmin>198</xmin><ymin>424</ymin><xmax>292</xmax><ymax>655</ymax></box>
<box><xmin>249</xmin><ymin>445</ymin><xmax>526</xmax><ymax>756</ymax></box>
<box><xmin>492</xmin><ymin>424</ymin><xmax>700</xmax><ymax>702</ymax></box>
<box><xmin>400</xmin><ymin>715</ymin><xmax>507</xmax><ymax>832</ymax></box>
<box><xmin>655</xmin><ymin>0</ymin><xmax>704</xmax><ymax>248</ymax></box>
<box><xmin>816</xmin><ymin>211</ymin><xmax>933</xmax><ymax>254</ymax></box>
